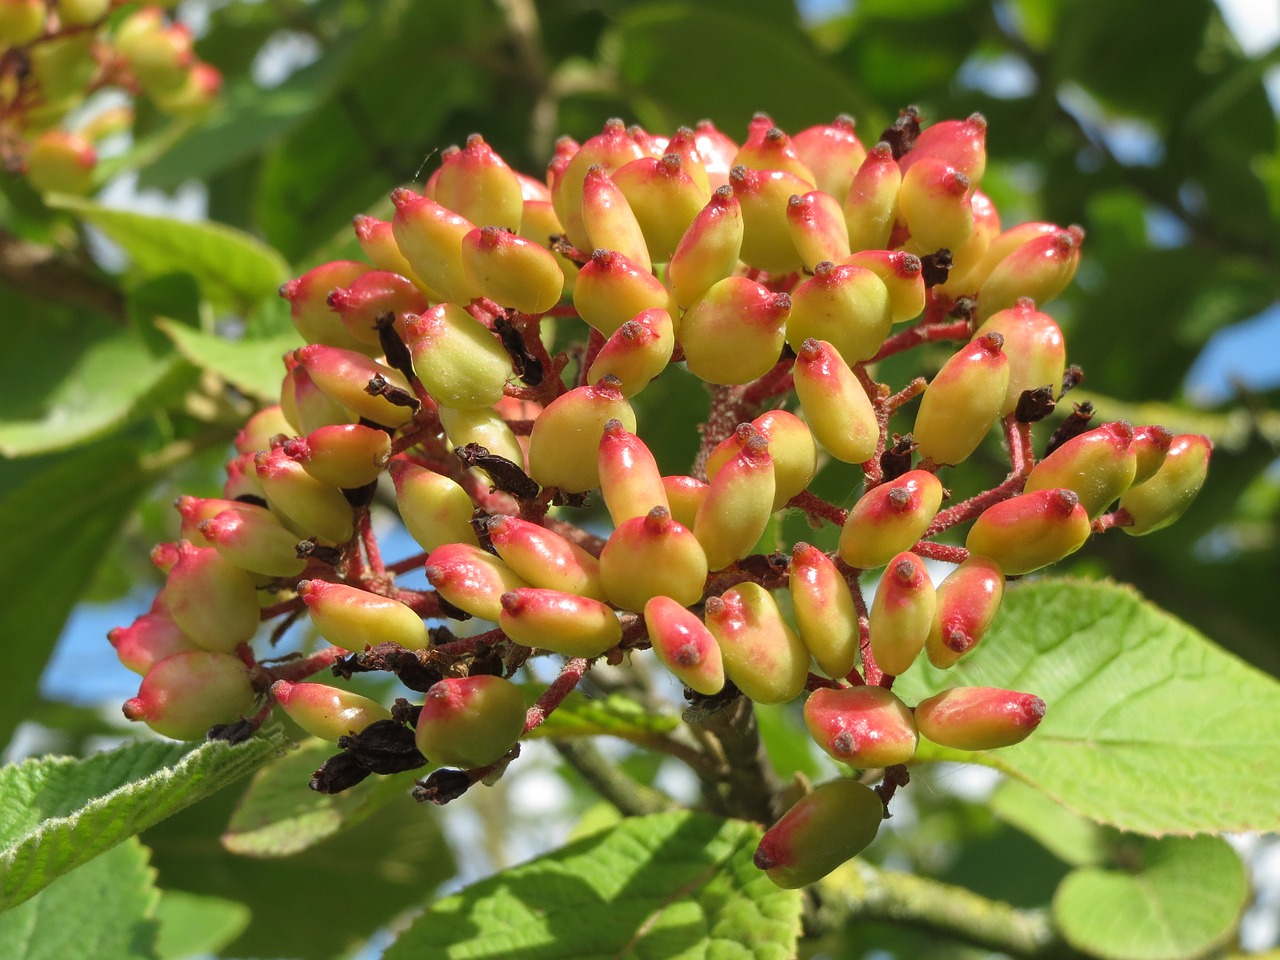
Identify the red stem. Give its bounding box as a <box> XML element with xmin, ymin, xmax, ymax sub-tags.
<box><xmin>524</xmin><ymin>656</ymin><xmax>592</xmax><ymax>733</ymax></box>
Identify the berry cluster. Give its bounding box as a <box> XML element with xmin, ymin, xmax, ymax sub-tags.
<box><xmin>110</xmin><ymin>107</ymin><xmax>1211</xmax><ymax>889</ymax></box>
<box><xmin>1</xmin><ymin>2</ymin><xmax>219</xmax><ymax>194</ymax></box>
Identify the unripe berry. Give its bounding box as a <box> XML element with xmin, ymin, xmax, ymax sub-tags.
<box><xmin>869</xmin><ymin>551</ymin><xmax>936</xmax><ymax>676</ymax></box>
<box><xmin>109</xmin><ymin>611</ymin><xmax>199</xmax><ymax>675</ymax></box>
<box><xmin>327</xmin><ymin>270</ymin><xmax>429</xmax><ymax>349</ymax></box>
<box><xmin>235</xmin><ymin>405</ymin><xmax>293</xmax><ymax>455</ymax></box>
<box><xmin>581</xmin><ymin>166</ymin><xmax>651</xmax><ymax>271</ymax></box>
<box><xmin>486</xmin><ymin>516</ymin><xmax>605</xmax><ymax>601</ymax></box>
<box><xmin>785</xmin><ymin>262</ymin><xmax>892</xmax><ymax>366</ymax></box>
<box><xmin>839</xmin><ymin>470</ymin><xmax>944</xmax><ymax>570</ymax></box>
<box><xmin>926</xmin><ymin>555</ymin><xmax>1005</xmax><ymax>669</ymax></box>
<box><xmin>115</xmin><ymin>9</ymin><xmax>193</xmax><ymax>96</ymax></box>
<box><xmin>627</xmin><ymin>123</ymin><xmax>668</xmax><ymax>159</ymax></box>
<box><xmin>586</xmin><ymin>307</ymin><xmax>675</xmax><ymax>396</ymax></box>
<box><xmin>553</xmin><ymin>119</ymin><xmax>646</xmax><ymax>253</ymax></box>
<box><xmin>789</xmin><ymin>542</ymin><xmax>859</xmax><ymax>679</ymax></box>
<box><xmin>692</xmin><ymin>120</ymin><xmax>739</xmax><ymax>190</ymax></box>
<box><xmin>733</xmin><ymin>125</ymin><xmax>816</xmax><ymax>184</ymax></box>
<box><xmin>966</xmin><ymin>488</ymin><xmax>1091</xmax><ymax>575</ymax></box>
<box><xmin>573</xmin><ymin>249</ymin><xmax>675</xmax><ymax>337</ymax></box>
<box><xmin>123</xmin><ymin>651</ymin><xmax>256</xmax><ymax>741</ymax></box>
<box><xmin>693</xmin><ymin>428</ymin><xmax>776</xmax><ymax>571</ymax></box>
<box><xmin>281</xmin><ymin>423</ymin><xmax>391</xmax><ymax>490</ymax></box>
<box><xmin>914</xmin><ymin>686</ymin><xmax>1046</xmax><ymax>751</ymax></box>
<box><xmin>901</xmin><ymin>113</ymin><xmax>987</xmax><ymax>184</ymax></box>
<box><xmin>680</xmin><ymin>277</ymin><xmax>790</xmax><ymax>385</ymax></box>
<box><xmin>460</xmin><ymin>226</ymin><xmax>564</xmax><ymax>314</ymax></box>
<box><xmin>223</xmin><ymin>452</ymin><xmax>268</xmax><ymax>501</ymax></box>
<box><xmin>977</xmin><ymin>226</ymin><xmax>1083</xmax><ymax>321</ymax></box>
<box><xmin>1025</xmin><ymin>421</ymin><xmax>1137</xmax><ymax>518</ymax></box>
<box><xmin>843</xmin><ymin>249</ymin><xmax>926</xmax><ymax>325</ymax></box>
<box><xmin>1130</xmin><ymin>424</ymin><xmax>1175</xmax><ymax>485</ymax></box>
<box><xmin>425</xmin><ymin>543</ymin><xmax>531</xmax><ymax>621</ymax></box>
<box><xmin>792</xmin><ymin>338</ymin><xmax>878</xmax><ymax>464</ymax></box>
<box><xmin>706</xmin><ymin>412</ymin><xmax>816</xmax><ymax>511</ymax></box>
<box><xmin>291</xmin><ymin>344</ymin><xmax>416</xmax><ymax>428</ymax></box>
<box><xmin>934</xmin><ymin>188</ymin><xmax>1000</xmax><ymax>297</ymax></box>
<box><xmin>431</xmin><ymin>134</ymin><xmax>524</xmax><ymax>233</ymax></box>
<box><xmin>843</xmin><ymin>143</ymin><xmax>901</xmax><ymax>252</ymax></box>
<box><xmin>0</xmin><ymin>0</ymin><xmax>45</xmax><ymax>46</ymax></box>
<box><xmin>804</xmin><ymin>686</ymin><xmax>918</xmax><ymax>767</ymax></box>
<box><xmin>152</xmin><ymin>61</ymin><xmax>223</xmax><ymax>120</ymax></box>
<box><xmin>643</xmin><ymin>596</ymin><xmax>725</xmax><ymax>695</ymax></box>
<box><xmin>897</xmin><ymin>159</ymin><xmax>973</xmax><ymax>254</ymax></box>
<box><xmin>705</xmin><ymin>582</ymin><xmax>808</xmax><ymax>705</ymax></box>
<box><xmin>270</xmin><ymin>679</ymin><xmax>392</xmax><ymax>742</ymax></box>
<box><xmin>786</xmin><ymin>191</ymin><xmax>850</xmax><ymax>270</ymax></box>
<box><xmin>729</xmin><ymin>165</ymin><xmax>811</xmax><ymax>274</ymax></box>
<box><xmin>612</xmin><ymin>152</ymin><xmax>710</xmax><ymax>263</ymax></box>
<box><xmin>24</xmin><ymin>131</ymin><xmax>96</xmax><ymax>196</ymax></box>
<box><xmin>950</xmin><ymin>220</ymin><xmax>1057</xmax><ymax>297</ymax></box>
<box><xmin>163</xmin><ymin>541</ymin><xmax>260</xmax><ymax>653</ymax></box>
<box><xmin>414</xmin><ymin>676</ymin><xmax>527</xmax><ymax>769</ymax></box>
<box><xmin>527</xmin><ymin>378</ymin><xmax>635</xmax><ymax>493</ymax></box>
<box><xmin>353</xmin><ymin>215</ymin><xmax>425</xmax><ymax>288</ymax></box>
<box><xmin>499</xmin><ymin>588</ymin><xmax>622</xmax><ymax>657</ymax></box>
<box><xmin>663</xmin><ymin>126</ymin><xmax>711</xmax><ymax>194</ymax></box>
<box><xmin>913</xmin><ymin>333</ymin><xmax>1009</xmax><ymax>466</ymax></box>
<box><xmin>1119</xmin><ymin>434</ymin><xmax>1212</xmax><ymax>536</ymax></box>
<box><xmin>254</xmin><ymin>448</ymin><xmax>354</xmax><ymax>544</ymax></box>
<box><xmin>792</xmin><ymin>115</ymin><xmax>866</xmax><ymax>202</ymax></box>
<box><xmin>198</xmin><ymin>506</ymin><xmax>308</xmax><ymax>579</ymax></box>
<box><xmin>662</xmin><ymin>475</ymin><xmax>709</xmax><ymax>529</ymax></box>
<box><xmin>438</xmin><ymin>404</ymin><xmax>527</xmax><ymax>470</ymax></box>
<box><xmin>404</xmin><ymin>304</ymin><xmax>512</xmax><ymax>410</ymax></box>
<box><xmin>597</xmin><ymin>420</ymin><xmax>669</xmax><ymax>527</ymax></box>
<box><xmin>390</xmin><ymin>188</ymin><xmax>482</xmax><ymax>304</ymax></box>
<box><xmin>175</xmin><ymin>495</ymin><xmax>275</xmax><ymax>548</ymax></box>
<box><xmin>754</xmin><ymin>779</ymin><xmax>882</xmax><ymax>889</ymax></box>
<box><xmin>518</xmin><ymin>199</ymin><xmax>578</xmax><ymax>294</ymax></box>
<box><xmin>388</xmin><ymin>458</ymin><xmax>480</xmax><ymax>553</ymax></box>
<box><xmin>973</xmin><ymin>298</ymin><xmax>1066</xmax><ymax>416</ymax></box>
<box><xmin>298</xmin><ymin>579</ymin><xmax>430</xmax><ymax>652</ymax></box>
<box><xmin>667</xmin><ymin>186</ymin><xmax>744</xmax><ymax>309</ymax></box>
<box><xmin>599</xmin><ymin>507</ymin><xmax>708</xmax><ymax>611</ymax></box>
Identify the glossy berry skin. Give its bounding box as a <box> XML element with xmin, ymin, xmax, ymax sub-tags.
<box><xmin>977</xmin><ymin>226</ymin><xmax>1083</xmax><ymax>321</ymax></box>
<box><xmin>729</xmin><ymin>164</ymin><xmax>812</xmax><ymax>274</ymax></box>
<box><xmin>1025</xmin><ymin>421</ymin><xmax>1137</xmax><ymax>518</ymax></box>
<box><xmin>280</xmin><ymin>260</ymin><xmax>371</xmax><ymax>351</ymax></box>
<box><xmin>844</xmin><ymin>142</ymin><xmax>901</xmax><ymax>253</ymax></box>
<box><xmin>786</xmin><ymin>191</ymin><xmax>850</xmax><ymax>271</ymax></box>
<box><xmin>390</xmin><ymin>188</ymin><xmax>481</xmax><ymax>304</ymax></box>
<box><xmin>1119</xmin><ymin>434</ymin><xmax>1212</xmax><ymax>536</ymax></box>
<box><xmin>459</xmin><ymin>226</ymin><xmax>564</xmax><ymax>315</ymax></box>
<box><xmin>424</xmin><ymin>544</ymin><xmax>531</xmax><ymax>622</ymax></box>
<box><xmin>754</xmin><ymin>779</ymin><xmax>883</xmax><ymax>889</ymax></box>
<box><xmin>291</xmin><ymin>345</ymin><xmax>416</xmax><ymax>429</ymax></box>
<box><xmin>869</xmin><ymin>551</ymin><xmax>936</xmax><ymax>677</ymax></box>
<box><xmin>839</xmin><ymin>470</ymin><xmax>944</xmax><ymax>570</ymax></box>
<box><xmin>612</xmin><ymin>152</ymin><xmax>710</xmax><ymax>263</ymax></box>
<box><xmin>487</xmin><ymin>516</ymin><xmax>605</xmax><ymax>601</ymax></box>
<box><xmin>574</xmin><ymin>249</ymin><xmax>674</xmax><ymax>337</ymax></box>
<box><xmin>897</xmin><ymin>158</ymin><xmax>973</xmax><ymax>255</ymax></box>
<box><xmin>254</xmin><ymin>448</ymin><xmax>354</xmax><ymax>544</ymax></box>
<box><xmin>926</xmin><ymin>555</ymin><xmax>1005</xmax><ymax>669</ymax></box>
<box><xmin>704</xmin><ymin>582</ymin><xmax>809</xmax><ymax>705</ymax></box>
<box><xmin>662</xmin><ymin>475</ymin><xmax>709</xmax><ymax>529</ymax></box>
<box><xmin>599</xmin><ymin>507</ymin><xmax>708</xmax><ymax>611</ymax></box>
<box><xmin>966</xmin><ymin>489</ymin><xmax>1091</xmax><ymax>576</ymax></box>
<box><xmin>913</xmin><ymin>333</ymin><xmax>1009</xmax><ymax>466</ymax></box>
<box><xmin>792</xmin><ymin>115</ymin><xmax>866</xmax><ymax>201</ymax></box>
<box><xmin>499</xmin><ymin>588</ymin><xmax>622</xmax><ymax>658</ymax></box>
<box><xmin>643</xmin><ymin>596</ymin><xmax>725</xmax><ymax>695</ymax></box>
<box><xmin>123</xmin><ymin>651</ymin><xmax>257</xmax><ymax>741</ymax></box>
<box><xmin>901</xmin><ymin>113</ymin><xmax>987</xmax><ymax>183</ymax></box>
<box><xmin>432</xmin><ymin>133</ymin><xmax>523</xmax><ymax>233</ymax></box>
<box><xmin>1129</xmin><ymin>424</ymin><xmax>1175</xmax><ymax>486</ymax></box>
<box><xmin>388</xmin><ymin>459</ymin><xmax>480</xmax><ymax>553</ymax></box>
<box><xmin>705</xmin><ymin>414</ymin><xmax>816</xmax><ymax>512</ymax></box>
<box><xmin>587</xmin><ymin>308</ymin><xmax>675</xmax><ymax>397</ymax></box>
<box><xmin>527</xmin><ymin>378</ymin><xmax>636</xmax><ymax>494</ymax></box>
<box><xmin>803</xmin><ymin>686</ymin><xmax>918</xmax><ymax>768</ymax></box>
<box><xmin>414</xmin><ymin>676</ymin><xmax>527</xmax><ymax>769</ymax></box>
<box><xmin>843</xmin><ymin>249</ymin><xmax>925</xmax><ymax>325</ymax></box>
<box><xmin>109</xmin><ymin>611</ymin><xmax>199</xmax><ymax>676</ymax></box>
<box><xmin>163</xmin><ymin>542</ymin><xmax>261</xmax><ymax>653</ymax></box>
<box><xmin>693</xmin><ymin>429</ymin><xmax>775</xmax><ymax>571</ymax></box>
<box><xmin>785</xmin><ymin>261</ymin><xmax>893</xmax><ymax>366</ymax></box>
<box><xmin>281</xmin><ymin>423</ymin><xmax>392</xmax><ymax>490</ymax></box>
<box><xmin>405</xmin><ymin>304</ymin><xmax>513</xmax><ymax>411</ymax></box>
<box><xmin>298</xmin><ymin>579</ymin><xmax>430</xmax><ymax>652</ymax></box>
<box><xmin>271</xmin><ymin>679</ymin><xmax>392</xmax><ymax>743</ymax></box>
<box><xmin>680</xmin><ymin>277</ymin><xmax>790</xmax><ymax>385</ymax></box>
<box><xmin>667</xmin><ymin>185</ymin><xmax>743</xmax><ymax>309</ymax></box>
<box><xmin>914</xmin><ymin>686</ymin><xmax>1046</xmax><ymax>751</ymax></box>
<box><xmin>327</xmin><ymin>270</ymin><xmax>428</xmax><ymax>350</ymax></box>
<box><xmin>198</xmin><ymin>506</ymin><xmax>308</xmax><ymax>579</ymax></box>
<box><xmin>581</xmin><ymin>165</ymin><xmax>651</xmax><ymax>271</ymax></box>
<box><xmin>789</xmin><ymin>543</ymin><xmax>859</xmax><ymax>679</ymax></box>
<box><xmin>792</xmin><ymin>338</ymin><xmax>878</xmax><ymax>465</ymax></box>
<box><xmin>973</xmin><ymin>299</ymin><xmax>1066</xmax><ymax>417</ymax></box>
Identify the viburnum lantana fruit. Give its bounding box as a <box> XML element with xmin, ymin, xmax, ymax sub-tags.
<box><xmin>111</xmin><ymin>108</ymin><xmax>1211</xmax><ymax>890</ymax></box>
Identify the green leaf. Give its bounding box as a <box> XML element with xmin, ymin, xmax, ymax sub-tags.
<box><xmin>895</xmin><ymin>579</ymin><xmax>1280</xmax><ymax>835</ymax></box>
<box><xmin>45</xmin><ymin>195</ymin><xmax>290</xmax><ymax>309</ymax></box>
<box><xmin>143</xmin><ymin>763</ymin><xmax>456</xmax><ymax>960</ymax></box>
<box><xmin>527</xmin><ymin>690</ymin><xmax>682</xmax><ymax>742</ymax></box>
<box><xmin>152</xmin><ymin>891</ymin><xmax>250</xmax><ymax>960</ymax></box>
<box><xmin>222</xmin><ymin>738</ymin><xmax>418</xmax><ymax>857</ymax></box>
<box><xmin>0</xmin><ymin>838</ymin><xmax>160</xmax><ymax>960</ymax></box>
<box><xmin>1053</xmin><ymin>835</ymin><xmax>1248</xmax><ymax>960</ymax></box>
<box><xmin>0</xmin><ymin>733</ymin><xmax>292</xmax><ymax>911</ymax></box>
<box><xmin>988</xmin><ymin>777</ymin><xmax>1109</xmax><ymax>867</ymax></box>
<box><xmin>156</xmin><ymin>318</ymin><xmax>297</xmax><ymax>402</ymax></box>
<box><xmin>386</xmin><ymin>811</ymin><xmax>802</xmax><ymax>960</ymax></box>
<box><xmin>0</xmin><ymin>442</ymin><xmax>151</xmax><ymax>749</ymax></box>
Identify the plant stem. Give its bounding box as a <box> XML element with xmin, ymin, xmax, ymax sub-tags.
<box><xmin>551</xmin><ymin>739</ymin><xmax>674</xmax><ymax>816</ymax></box>
<box><xmin>693</xmin><ymin>698</ymin><xmax>784</xmax><ymax>824</ymax></box>
<box><xmin>817</xmin><ymin>862</ymin><xmax>1079</xmax><ymax>958</ymax></box>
